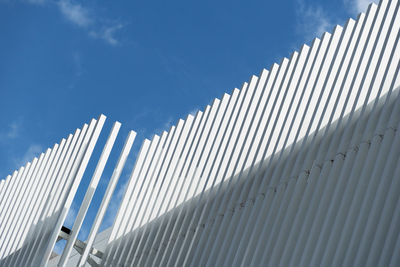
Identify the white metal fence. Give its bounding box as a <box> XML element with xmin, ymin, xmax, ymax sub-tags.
<box><xmin>1</xmin><ymin>0</ymin><xmax>400</xmax><ymax>266</ymax></box>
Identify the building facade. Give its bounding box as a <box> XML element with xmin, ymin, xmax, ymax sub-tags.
<box><xmin>1</xmin><ymin>0</ymin><xmax>400</xmax><ymax>266</ymax></box>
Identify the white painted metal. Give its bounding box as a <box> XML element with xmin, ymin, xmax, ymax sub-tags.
<box><xmin>9</xmin><ymin>136</ymin><xmax>73</xmax><ymax>267</ymax></box>
<box><xmin>10</xmin><ymin>124</ymin><xmax>88</xmax><ymax>267</ymax></box>
<box><xmin>58</xmin><ymin>121</ymin><xmax>121</xmax><ymax>266</ymax></box>
<box><xmin>1</xmin><ymin>0</ymin><xmax>400</xmax><ymax>266</ymax></box>
<box><xmin>78</xmin><ymin>130</ymin><xmax>136</xmax><ymax>267</ymax></box>
<box><xmin>100</xmin><ymin>138</ymin><xmax>152</xmax><ymax>265</ymax></box>
<box><xmin>101</xmin><ymin>133</ymin><xmax>164</xmax><ymax>266</ymax></box>
<box><xmin>38</xmin><ymin>115</ymin><xmax>106</xmax><ymax>267</ymax></box>
<box><xmin>144</xmin><ymin>93</ymin><xmax>233</xmax><ymax>267</ymax></box>
<box><xmin>96</xmin><ymin>0</ymin><xmax>400</xmax><ymax>266</ymax></box>
<box><xmin>0</xmin><ymin>114</ymin><xmax>137</xmax><ymax>267</ymax></box>
<box><xmin>21</xmin><ymin>122</ymin><xmax>94</xmax><ymax>267</ymax></box>
<box><xmin>140</xmin><ymin>111</ymin><xmax>206</xmax><ymax>267</ymax></box>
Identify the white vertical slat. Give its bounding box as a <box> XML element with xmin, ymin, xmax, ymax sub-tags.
<box><xmin>234</xmin><ymin>45</ymin><xmax>308</xmax><ymax>267</ymax></box>
<box><xmin>259</xmin><ymin>22</ymin><xmax>346</xmax><ymax>267</ymax></box>
<box><xmin>102</xmin><ymin>133</ymin><xmax>163</xmax><ymax>266</ymax></box>
<box><xmin>169</xmin><ymin>78</ymin><xmax>254</xmax><ymax>267</ymax></box>
<box><xmin>201</xmin><ymin>68</ymin><xmax>274</xmax><ymax>266</ymax></box>
<box><xmin>275</xmin><ymin>13</ymin><xmax>362</xmax><ymax>266</ymax></box>
<box><xmin>205</xmin><ymin>43</ymin><xmax>309</xmax><ymax>267</ymax></box>
<box><xmin>141</xmin><ymin>111</ymin><xmax>205</xmax><ymax>267</ymax></box>
<box><xmin>142</xmin><ymin>94</ymin><xmax>232</xmax><ymax>267</ymax></box>
<box><xmin>266</xmin><ymin>17</ymin><xmax>357</xmax><ymax>267</ymax></box>
<box><xmin>127</xmin><ymin>117</ymin><xmax>190</xmax><ymax>266</ymax></box>
<box><xmin>138</xmin><ymin>97</ymin><xmax>222</xmax><ymax>266</ymax></box>
<box><xmin>0</xmin><ymin>171</ymin><xmax>18</xmax><ymax>220</ymax></box>
<box><xmin>0</xmin><ymin>165</ymin><xmax>27</xmax><ymax>233</ymax></box>
<box><xmin>0</xmin><ymin>179</ymin><xmax>6</xmax><ymax>205</ymax></box>
<box><xmin>17</xmin><ymin>124</ymin><xmax>88</xmax><ymax>267</ymax></box>
<box><xmin>1</xmin><ymin>148</ymin><xmax>51</xmax><ymax>260</ymax></box>
<box><xmin>0</xmin><ymin>160</ymin><xmax>33</xmax><ymax>257</ymax></box>
<box><xmin>6</xmin><ymin>135</ymin><xmax>73</xmax><ymax>267</ymax></box>
<box><xmin>59</xmin><ymin>121</ymin><xmax>121</xmax><ymax>266</ymax></box>
<box><xmin>17</xmin><ymin>123</ymin><xmax>91</xmax><ymax>267</ymax></box>
<box><xmin>38</xmin><ymin>114</ymin><xmax>106</xmax><ymax>267</ymax></box>
<box><xmin>219</xmin><ymin>35</ymin><xmax>319</xmax><ymax>267</ymax></box>
<box><xmin>320</xmin><ymin>5</ymin><xmax>400</xmax><ymax>266</ymax></box>
<box><xmin>3</xmin><ymin>148</ymin><xmax>53</xmax><ymax>263</ymax></box>
<box><xmin>12</xmin><ymin>125</ymin><xmax>87</xmax><ymax>267</ymax></box>
<box><xmin>134</xmin><ymin>114</ymin><xmax>198</xmax><ymax>266</ymax></box>
<box><xmin>1</xmin><ymin>0</ymin><xmax>397</xmax><ymax>265</ymax></box>
<box><xmin>226</xmin><ymin>56</ymin><xmax>292</xmax><ymax>267</ymax></box>
<box><xmin>0</xmin><ymin>175</ymin><xmax>12</xmax><ymax>207</ymax></box>
<box><xmin>286</xmin><ymin>3</ymin><xmax>377</xmax><ymax>265</ymax></box>
<box><xmin>149</xmin><ymin>89</ymin><xmax>236</xmax><ymax>267</ymax></box>
<box><xmin>146</xmin><ymin>97</ymin><xmax>222</xmax><ymax>267</ymax></box>
<box><xmin>100</xmin><ymin>138</ymin><xmax>152</xmax><ymax>265</ymax></box>
<box><xmin>119</xmin><ymin>128</ymin><xmax>175</xmax><ymax>266</ymax></box>
<box><xmin>107</xmin><ymin>131</ymin><xmax>168</xmax><ymax>265</ymax></box>
<box><xmin>78</xmin><ymin>130</ymin><xmax>136</xmax><ymax>267</ymax></box>
<box><xmin>376</xmin><ymin>154</ymin><xmax>400</xmax><ymax>266</ymax></box>
<box><xmin>223</xmin><ymin>61</ymin><xmax>287</xmax><ymax>267</ymax></box>
<box><xmin>6</xmin><ymin>128</ymin><xmax>80</xmax><ymax>267</ymax></box>
<box><xmin>177</xmin><ymin>78</ymin><xmax>258</xmax><ymax>267</ymax></box>
<box><xmin>149</xmin><ymin>94</ymin><xmax>225</xmax><ymax>267</ymax></box>
<box><xmin>298</xmin><ymin>1</ymin><xmax>392</xmax><ymax>264</ymax></box>
<box><xmin>3</xmin><ymin>140</ymin><xmax>64</xmax><ymax>260</ymax></box>
<box><xmin>364</xmin><ymin>70</ymin><xmax>400</xmax><ymax>267</ymax></box>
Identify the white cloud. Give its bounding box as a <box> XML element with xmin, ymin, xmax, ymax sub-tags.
<box><xmin>9</xmin><ymin>0</ymin><xmax>125</xmax><ymax>45</ymax></box>
<box><xmin>89</xmin><ymin>24</ymin><xmax>124</xmax><ymax>46</ymax></box>
<box><xmin>26</xmin><ymin>0</ymin><xmax>46</xmax><ymax>4</ymax></box>
<box><xmin>163</xmin><ymin>117</ymin><xmax>174</xmax><ymax>130</ymax></box>
<box><xmin>344</xmin><ymin>0</ymin><xmax>379</xmax><ymax>14</ymax></box>
<box><xmin>295</xmin><ymin>0</ymin><xmax>334</xmax><ymax>42</ymax></box>
<box><xmin>154</xmin><ymin>116</ymin><xmax>175</xmax><ymax>135</ymax></box>
<box><xmin>0</xmin><ymin>121</ymin><xmax>21</xmax><ymax>140</ymax></box>
<box><xmin>13</xmin><ymin>144</ymin><xmax>43</xmax><ymax>168</ymax></box>
<box><xmin>103</xmin><ymin>178</ymin><xmax>128</xmax><ymax>229</ymax></box>
<box><xmin>189</xmin><ymin>108</ymin><xmax>200</xmax><ymax>117</ymax></box>
<box><xmin>58</xmin><ymin>0</ymin><xmax>92</xmax><ymax>28</ymax></box>
<box><xmin>57</xmin><ymin>0</ymin><xmax>125</xmax><ymax>45</ymax></box>
<box><xmin>72</xmin><ymin>52</ymin><xmax>84</xmax><ymax>76</ymax></box>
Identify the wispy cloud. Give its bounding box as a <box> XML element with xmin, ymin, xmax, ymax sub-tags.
<box><xmin>344</xmin><ymin>0</ymin><xmax>379</xmax><ymax>14</ymax></box>
<box><xmin>189</xmin><ymin>108</ymin><xmax>200</xmax><ymax>117</ymax></box>
<box><xmin>58</xmin><ymin>0</ymin><xmax>92</xmax><ymax>28</ymax></box>
<box><xmin>103</xmin><ymin>178</ymin><xmax>128</xmax><ymax>229</ymax></box>
<box><xmin>13</xmin><ymin>144</ymin><xmax>43</xmax><ymax>168</ymax></box>
<box><xmin>154</xmin><ymin>116</ymin><xmax>174</xmax><ymax>135</ymax></box>
<box><xmin>26</xmin><ymin>0</ymin><xmax>46</xmax><ymax>4</ymax></box>
<box><xmin>0</xmin><ymin>121</ymin><xmax>21</xmax><ymax>141</ymax></box>
<box><xmin>57</xmin><ymin>0</ymin><xmax>124</xmax><ymax>45</ymax></box>
<box><xmin>89</xmin><ymin>23</ymin><xmax>124</xmax><ymax>46</ymax></box>
<box><xmin>295</xmin><ymin>0</ymin><xmax>335</xmax><ymax>42</ymax></box>
<box><xmin>72</xmin><ymin>51</ymin><xmax>84</xmax><ymax>76</ymax></box>
<box><xmin>14</xmin><ymin>0</ymin><xmax>125</xmax><ymax>46</ymax></box>
<box><xmin>0</xmin><ymin>119</ymin><xmax>44</xmax><ymax>177</ymax></box>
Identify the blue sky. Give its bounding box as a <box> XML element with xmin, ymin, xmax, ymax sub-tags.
<box><xmin>0</xmin><ymin>0</ymin><xmax>376</xmax><ymax>252</ymax></box>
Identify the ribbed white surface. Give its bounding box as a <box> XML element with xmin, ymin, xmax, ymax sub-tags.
<box><xmin>100</xmin><ymin>0</ymin><xmax>400</xmax><ymax>266</ymax></box>
<box><xmin>0</xmin><ymin>115</ymin><xmax>106</xmax><ymax>267</ymax></box>
<box><xmin>1</xmin><ymin>0</ymin><xmax>400</xmax><ymax>266</ymax></box>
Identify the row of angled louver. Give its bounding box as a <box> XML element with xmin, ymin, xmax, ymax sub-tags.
<box><xmin>100</xmin><ymin>0</ymin><xmax>400</xmax><ymax>266</ymax></box>
<box><xmin>1</xmin><ymin>0</ymin><xmax>400</xmax><ymax>266</ymax></box>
